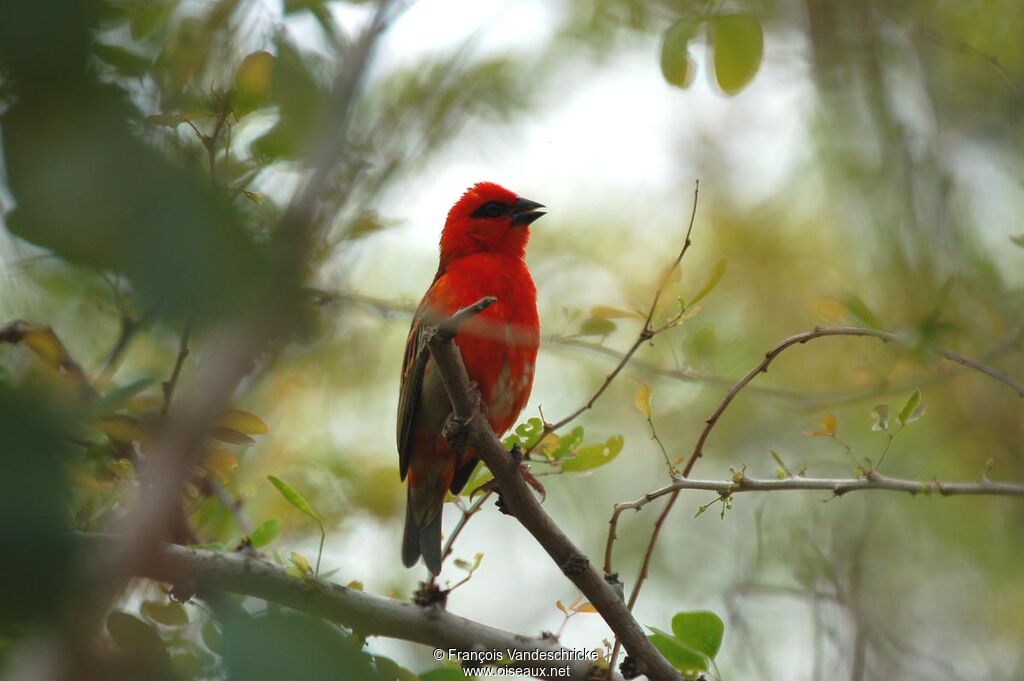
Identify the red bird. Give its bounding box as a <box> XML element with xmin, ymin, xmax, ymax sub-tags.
<box><xmin>398</xmin><ymin>182</ymin><xmax>544</xmax><ymax>575</ymax></box>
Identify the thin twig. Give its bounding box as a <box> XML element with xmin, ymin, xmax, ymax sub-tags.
<box><xmin>526</xmin><ymin>180</ymin><xmax>701</xmax><ymax>458</ymax></box>
<box><xmin>161</xmin><ymin>319</ymin><xmax>193</xmax><ymax>416</ymax></box>
<box><xmin>440</xmin><ymin>490</ymin><xmax>493</xmax><ymax>565</ymax></box>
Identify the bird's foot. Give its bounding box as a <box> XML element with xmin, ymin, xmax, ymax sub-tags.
<box><xmin>442</xmin><ymin>413</ymin><xmax>473</xmax><ymax>451</ymax></box>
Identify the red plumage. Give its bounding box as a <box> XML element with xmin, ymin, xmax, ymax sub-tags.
<box><xmin>397</xmin><ymin>182</ymin><xmax>544</xmax><ymax>574</ymax></box>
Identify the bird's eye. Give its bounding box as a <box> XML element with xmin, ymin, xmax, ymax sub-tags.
<box><xmin>473</xmin><ymin>201</ymin><xmax>506</xmax><ymax>219</ymax></box>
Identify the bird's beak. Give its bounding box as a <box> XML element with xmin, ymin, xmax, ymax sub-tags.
<box><xmin>511</xmin><ymin>197</ymin><xmax>546</xmax><ymax>226</ymax></box>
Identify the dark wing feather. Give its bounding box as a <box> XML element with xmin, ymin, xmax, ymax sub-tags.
<box><xmin>397</xmin><ymin>277</ymin><xmax>447</xmax><ymax>481</ymax></box>
<box><xmin>396</xmin><ymin>311</ymin><xmax>427</xmax><ymax>481</ymax></box>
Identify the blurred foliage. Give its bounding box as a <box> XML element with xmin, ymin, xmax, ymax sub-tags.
<box><xmin>1</xmin><ymin>0</ymin><xmax>1023</xmax><ymax>680</ymax></box>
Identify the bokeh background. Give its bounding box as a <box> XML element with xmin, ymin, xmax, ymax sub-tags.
<box><xmin>1</xmin><ymin>1</ymin><xmax>1022</xmax><ymax>679</ymax></box>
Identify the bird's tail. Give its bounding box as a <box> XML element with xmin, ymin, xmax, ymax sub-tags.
<box><xmin>402</xmin><ymin>487</ymin><xmax>443</xmax><ymax>575</ymax></box>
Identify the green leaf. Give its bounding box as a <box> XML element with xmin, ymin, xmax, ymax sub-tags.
<box><xmin>141</xmin><ymin>600</ymin><xmax>189</xmax><ymax>627</ymax></box>
<box><xmin>648</xmin><ymin>627</ymin><xmax>708</xmax><ymax>673</ymax></box>
<box><xmin>250</xmin><ymin>518</ymin><xmax>283</xmax><ymax>549</ymax></box>
<box><xmin>1011</xmin><ymin>234</ymin><xmax>1024</xmax><ymax>248</ymax></box>
<box><xmin>897</xmin><ymin>390</ymin><xmax>922</xmax><ymax>426</ymax></box>
<box><xmin>550</xmin><ymin>426</ymin><xmax>586</xmax><ymax>460</ymax></box>
<box><xmin>711</xmin><ymin>12</ymin><xmax>763</xmax><ymax>94</ymax></box>
<box><xmin>561</xmin><ymin>435</ymin><xmax>624</xmax><ymax>472</ymax></box>
<box><xmin>267</xmin><ymin>476</ymin><xmax>321</xmax><ymax>522</ymax></box>
<box><xmin>660</xmin><ymin>19</ymin><xmax>698</xmax><ymax>88</ymax></box>
<box><xmin>689</xmin><ymin>257</ymin><xmax>728</xmax><ymax>307</ymax></box>
<box><xmin>671</xmin><ymin>610</ymin><xmax>725</xmax><ymax>659</ymax></box>
<box><xmin>871</xmin><ymin>404</ymin><xmax>890</xmax><ymax>432</ymax></box>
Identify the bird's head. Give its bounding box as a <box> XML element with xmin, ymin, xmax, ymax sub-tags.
<box><xmin>439</xmin><ymin>182</ymin><xmax>545</xmax><ymax>265</ymax></box>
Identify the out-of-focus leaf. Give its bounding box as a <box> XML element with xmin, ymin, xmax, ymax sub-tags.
<box><xmin>94</xmin><ymin>378</ymin><xmax>156</xmax><ymax>415</ymax></box>
<box><xmin>222</xmin><ymin>613</ymin><xmax>379</xmax><ymax>681</ymax></box>
<box><xmin>98</xmin><ymin>414</ymin><xmax>145</xmax><ymax>444</ymax></box>
<box><xmin>579</xmin><ymin>317</ymin><xmax>617</xmax><ymax>336</ymax></box>
<box><xmin>202</xmin><ymin>620</ymin><xmax>223</xmax><ymax>653</ymax></box>
<box><xmin>290</xmin><ymin>552</ymin><xmax>312</xmax><ymax>575</ymax></box>
<box><xmin>130</xmin><ymin>0</ymin><xmax>180</xmax><ymax>40</ymax></box>
<box><xmin>107</xmin><ymin>611</ymin><xmax>166</xmax><ymax>654</ymax></box>
<box><xmin>217</xmin><ymin>408</ymin><xmax>269</xmax><ymax>435</ymax></box>
<box><xmin>268</xmin><ymin>476</ymin><xmax>321</xmax><ymax>522</ymax></box>
<box><xmin>898</xmin><ymin>390</ymin><xmax>922</xmax><ymax>426</ymax></box>
<box><xmin>233</xmin><ymin>50</ymin><xmax>275</xmax><ymax>116</ymax></box>
<box><xmin>634</xmin><ymin>381</ymin><xmax>652</xmax><ymax>419</ymax></box>
<box><xmin>141</xmin><ymin>601</ymin><xmax>189</xmax><ymax>627</ymax></box>
<box><xmin>810</xmin><ymin>413</ymin><xmax>837</xmax><ymax>437</ymax></box>
<box><xmin>561</xmin><ymin>435</ymin><xmax>624</xmax><ymax>472</ymax></box>
<box><xmin>250</xmin><ymin>518</ymin><xmax>282</xmax><ymax>549</ymax></box>
<box><xmin>689</xmin><ymin>257</ymin><xmax>727</xmax><ymax>307</ymax></box>
<box><xmin>811</xmin><ymin>297</ymin><xmax>845</xmax><ymax>323</ymax></box>
<box><xmin>20</xmin><ymin>326</ymin><xmax>65</xmax><ymax>368</ymax></box>
<box><xmin>145</xmin><ymin>111</ymin><xmax>211</xmax><ymax>127</ymax></box>
<box><xmin>210</xmin><ymin>427</ymin><xmax>256</xmax><ymax>446</ymax></box>
<box><xmin>842</xmin><ymin>294</ymin><xmax>882</xmax><ymax>329</ymax></box>
<box><xmin>94</xmin><ymin>43</ymin><xmax>152</xmax><ymax>78</ymax></box>
<box><xmin>660</xmin><ymin>18</ymin><xmax>698</xmax><ymax>88</ymax></box>
<box><xmin>1011</xmin><ymin>234</ymin><xmax>1024</xmax><ymax>248</ymax></box>
<box><xmin>871</xmin><ymin>404</ymin><xmax>890</xmax><ymax>432</ymax></box>
<box><xmin>711</xmin><ymin>12</ymin><xmax>763</xmax><ymax>94</ymax></box>
<box><xmin>420</xmin><ymin>670</ymin><xmax>466</xmax><ymax>681</ymax></box>
<box><xmin>202</xmin><ymin>447</ymin><xmax>238</xmax><ymax>476</ymax></box>
<box><xmin>591</xmin><ymin>305</ymin><xmax>641</xmax><ymax>320</ymax></box>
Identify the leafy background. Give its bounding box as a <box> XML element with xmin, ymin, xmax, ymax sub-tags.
<box><xmin>1</xmin><ymin>0</ymin><xmax>1022</xmax><ymax>679</ymax></box>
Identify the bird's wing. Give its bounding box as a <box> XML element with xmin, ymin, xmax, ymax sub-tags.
<box><xmin>396</xmin><ymin>274</ymin><xmax>453</xmax><ymax>480</ymax></box>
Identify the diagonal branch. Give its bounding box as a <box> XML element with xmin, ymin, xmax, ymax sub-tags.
<box><xmin>424</xmin><ymin>299</ymin><xmax>683</xmax><ymax>681</ymax></box>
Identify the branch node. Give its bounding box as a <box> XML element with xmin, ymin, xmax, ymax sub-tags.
<box><xmin>559</xmin><ymin>553</ymin><xmax>590</xmax><ymax>578</ymax></box>
<box><xmin>413</xmin><ymin>581</ymin><xmax>448</xmax><ymax>609</ymax></box>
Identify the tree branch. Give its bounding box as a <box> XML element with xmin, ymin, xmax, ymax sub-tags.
<box><xmin>612</xmin><ymin>471</ymin><xmax>1024</xmax><ymax>518</ymax></box>
<box><xmin>74</xmin><ymin>534</ymin><xmax>613</xmax><ymax>681</ymax></box>
<box><xmin>424</xmin><ymin>300</ymin><xmax>683</xmax><ymax>681</ymax></box>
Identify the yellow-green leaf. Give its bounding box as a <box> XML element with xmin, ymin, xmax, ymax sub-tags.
<box><xmin>250</xmin><ymin>518</ymin><xmax>282</xmax><ymax>549</ymax></box>
<box><xmin>897</xmin><ymin>390</ymin><xmax>922</xmax><ymax>426</ymax></box>
<box><xmin>290</xmin><ymin>552</ymin><xmax>312</xmax><ymax>575</ymax></box>
<box><xmin>712</xmin><ymin>13</ymin><xmax>764</xmax><ymax>95</ymax></box>
<box><xmin>561</xmin><ymin>435</ymin><xmax>625</xmax><ymax>472</ymax></box>
<box><xmin>210</xmin><ymin>427</ymin><xmax>255</xmax><ymax>446</ymax></box>
<box><xmin>660</xmin><ymin>19</ymin><xmax>698</xmax><ymax>88</ymax></box>
<box><xmin>689</xmin><ymin>257</ymin><xmax>727</xmax><ymax>307</ymax></box>
<box><xmin>268</xmin><ymin>475</ymin><xmax>321</xmax><ymax>522</ymax></box>
<box><xmin>98</xmin><ymin>414</ymin><xmax>146</xmax><ymax>444</ymax></box>
<box><xmin>579</xmin><ymin>317</ymin><xmax>617</xmax><ymax>337</ymax></box>
<box><xmin>217</xmin><ymin>408</ymin><xmax>269</xmax><ymax>435</ymax></box>
<box><xmin>21</xmin><ymin>326</ymin><xmax>65</xmax><ymax>368</ymax></box>
<box><xmin>634</xmin><ymin>381</ymin><xmax>653</xmax><ymax>419</ymax></box>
